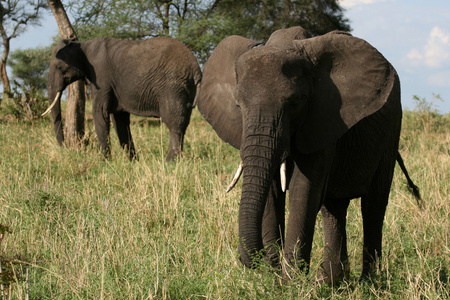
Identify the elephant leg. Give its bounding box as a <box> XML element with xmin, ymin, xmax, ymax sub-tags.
<box><xmin>111</xmin><ymin>111</ymin><xmax>136</xmax><ymax>160</ymax></box>
<box><xmin>262</xmin><ymin>177</ymin><xmax>286</xmax><ymax>269</ymax></box>
<box><xmin>319</xmin><ymin>198</ymin><xmax>351</xmax><ymax>285</ymax></box>
<box><xmin>360</xmin><ymin>155</ymin><xmax>396</xmax><ymax>280</ymax></box>
<box><xmin>166</xmin><ymin>128</ymin><xmax>184</xmax><ymax>162</ymax></box>
<box><xmin>93</xmin><ymin>105</ymin><xmax>111</xmax><ymax>159</ymax></box>
<box><xmin>283</xmin><ymin>149</ymin><xmax>334</xmax><ymax>278</ymax></box>
<box><xmin>160</xmin><ymin>93</ymin><xmax>192</xmax><ymax>162</ymax></box>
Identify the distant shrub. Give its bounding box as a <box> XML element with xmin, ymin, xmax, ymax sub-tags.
<box><xmin>2</xmin><ymin>81</ymin><xmax>48</xmax><ymax>121</ymax></box>
<box><xmin>404</xmin><ymin>94</ymin><xmax>450</xmax><ymax>134</ymax></box>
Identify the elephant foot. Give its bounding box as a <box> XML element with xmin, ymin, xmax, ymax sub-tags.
<box><xmin>126</xmin><ymin>145</ymin><xmax>138</xmax><ymax>161</ymax></box>
<box><xmin>281</xmin><ymin>256</ymin><xmax>310</xmax><ymax>280</ymax></box>
<box><xmin>100</xmin><ymin>148</ymin><xmax>111</xmax><ymax>160</ymax></box>
<box><xmin>166</xmin><ymin>148</ymin><xmax>182</xmax><ymax>162</ymax></box>
<box><xmin>359</xmin><ymin>263</ymin><xmax>381</xmax><ymax>282</ymax></box>
<box><xmin>318</xmin><ymin>260</ymin><xmax>350</xmax><ymax>286</ymax></box>
<box><xmin>263</xmin><ymin>248</ymin><xmax>282</xmax><ymax>271</ymax></box>
<box><xmin>359</xmin><ymin>251</ymin><xmax>381</xmax><ymax>281</ymax></box>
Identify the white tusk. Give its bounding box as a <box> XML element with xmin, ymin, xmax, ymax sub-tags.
<box><xmin>280</xmin><ymin>161</ymin><xmax>287</xmax><ymax>193</ymax></box>
<box><xmin>226</xmin><ymin>161</ymin><xmax>243</xmax><ymax>193</ymax></box>
<box><xmin>41</xmin><ymin>91</ymin><xmax>62</xmax><ymax>116</ymax></box>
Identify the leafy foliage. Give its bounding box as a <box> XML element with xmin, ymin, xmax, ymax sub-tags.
<box><xmin>0</xmin><ymin>0</ymin><xmax>49</xmax><ymax>95</ymax></box>
<box><xmin>66</xmin><ymin>0</ymin><xmax>351</xmax><ymax>63</ymax></box>
<box><xmin>2</xmin><ymin>83</ymin><xmax>48</xmax><ymax>120</ymax></box>
<box><xmin>8</xmin><ymin>46</ymin><xmax>51</xmax><ymax>93</ymax></box>
<box><xmin>408</xmin><ymin>94</ymin><xmax>450</xmax><ymax>134</ymax></box>
<box><xmin>0</xmin><ymin>0</ymin><xmax>48</xmax><ymax>37</ymax></box>
<box><xmin>1</xmin><ymin>46</ymin><xmax>51</xmax><ymax>120</ymax></box>
<box><xmin>213</xmin><ymin>0</ymin><xmax>351</xmax><ymax>40</ymax></box>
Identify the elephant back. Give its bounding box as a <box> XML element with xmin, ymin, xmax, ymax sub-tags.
<box><xmin>266</xmin><ymin>26</ymin><xmax>312</xmax><ymax>47</ymax></box>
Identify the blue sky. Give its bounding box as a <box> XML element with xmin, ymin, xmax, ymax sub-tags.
<box><xmin>10</xmin><ymin>0</ymin><xmax>450</xmax><ymax>112</ymax></box>
<box><xmin>340</xmin><ymin>0</ymin><xmax>450</xmax><ymax>112</ymax></box>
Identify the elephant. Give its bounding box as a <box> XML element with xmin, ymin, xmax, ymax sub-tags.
<box><xmin>197</xmin><ymin>27</ymin><xmax>420</xmax><ymax>284</ymax></box>
<box><xmin>45</xmin><ymin>36</ymin><xmax>202</xmax><ymax>161</ymax></box>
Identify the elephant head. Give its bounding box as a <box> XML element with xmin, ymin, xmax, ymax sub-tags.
<box><xmin>45</xmin><ymin>39</ymin><xmax>94</xmax><ymax>145</ymax></box>
<box><xmin>265</xmin><ymin>26</ymin><xmax>312</xmax><ymax>47</ymax></box>
<box><xmin>197</xmin><ymin>28</ymin><xmax>397</xmax><ymax>267</ymax></box>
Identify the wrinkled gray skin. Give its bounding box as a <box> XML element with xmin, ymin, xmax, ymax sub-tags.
<box><xmin>48</xmin><ymin>37</ymin><xmax>201</xmax><ymax>161</ymax></box>
<box><xmin>197</xmin><ymin>27</ymin><xmax>411</xmax><ymax>284</ymax></box>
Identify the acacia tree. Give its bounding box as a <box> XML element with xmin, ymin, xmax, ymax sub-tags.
<box><xmin>47</xmin><ymin>0</ymin><xmax>85</xmax><ymax>146</ymax></box>
<box><xmin>9</xmin><ymin>46</ymin><xmax>50</xmax><ymax>93</ymax></box>
<box><xmin>50</xmin><ymin>0</ymin><xmax>349</xmax><ymax>146</ymax></box>
<box><xmin>67</xmin><ymin>0</ymin><xmax>350</xmax><ymax>63</ymax></box>
<box><xmin>4</xmin><ymin>46</ymin><xmax>50</xmax><ymax>119</ymax></box>
<box><xmin>67</xmin><ymin>0</ymin><xmax>197</xmax><ymax>39</ymax></box>
<box><xmin>0</xmin><ymin>0</ymin><xmax>48</xmax><ymax>103</ymax></box>
<box><xmin>213</xmin><ymin>0</ymin><xmax>351</xmax><ymax>39</ymax></box>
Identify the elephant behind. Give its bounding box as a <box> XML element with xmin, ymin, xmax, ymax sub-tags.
<box><xmin>197</xmin><ymin>27</ymin><xmax>420</xmax><ymax>285</ymax></box>
<box><xmin>46</xmin><ymin>37</ymin><xmax>202</xmax><ymax>161</ymax></box>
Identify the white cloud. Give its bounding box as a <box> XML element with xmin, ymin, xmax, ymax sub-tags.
<box><xmin>428</xmin><ymin>71</ymin><xmax>450</xmax><ymax>87</ymax></box>
<box><xmin>339</xmin><ymin>0</ymin><xmax>386</xmax><ymax>8</ymax></box>
<box><xmin>407</xmin><ymin>49</ymin><xmax>423</xmax><ymax>63</ymax></box>
<box><xmin>407</xmin><ymin>26</ymin><xmax>450</xmax><ymax>69</ymax></box>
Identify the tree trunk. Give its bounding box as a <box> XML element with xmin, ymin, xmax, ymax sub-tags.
<box><xmin>48</xmin><ymin>0</ymin><xmax>85</xmax><ymax>146</ymax></box>
<box><xmin>0</xmin><ymin>25</ymin><xmax>11</xmax><ymax>104</ymax></box>
<box><xmin>0</xmin><ymin>45</ymin><xmax>10</xmax><ymax>99</ymax></box>
<box><xmin>163</xmin><ymin>2</ymin><xmax>170</xmax><ymax>35</ymax></box>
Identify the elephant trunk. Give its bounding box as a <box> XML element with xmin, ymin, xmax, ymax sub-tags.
<box><xmin>47</xmin><ymin>82</ymin><xmax>64</xmax><ymax>145</ymax></box>
<box><xmin>238</xmin><ymin>114</ymin><xmax>288</xmax><ymax>267</ymax></box>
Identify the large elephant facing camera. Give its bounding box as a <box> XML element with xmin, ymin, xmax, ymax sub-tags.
<box><xmin>197</xmin><ymin>27</ymin><xmax>420</xmax><ymax>284</ymax></box>
<box><xmin>46</xmin><ymin>37</ymin><xmax>202</xmax><ymax>161</ymax></box>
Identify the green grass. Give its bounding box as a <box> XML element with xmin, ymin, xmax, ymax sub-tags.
<box><xmin>0</xmin><ymin>109</ymin><xmax>449</xmax><ymax>299</ymax></box>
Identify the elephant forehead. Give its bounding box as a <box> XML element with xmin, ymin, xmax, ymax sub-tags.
<box><xmin>236</xmin><ymin>48</ymin><xmax>301</xmax><ymax>99</ymax></box>
<box><xmin>238</xmin><ymin>47</ymin><xmax>292</xmax><ymax>74</ymax></box>
<box><xmin>236</xmin><ymin>74</ymin><xmax>297</xmax><ymax>106</ymax></box>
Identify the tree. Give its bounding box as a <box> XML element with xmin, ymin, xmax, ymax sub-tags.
<box><xmin>0</xmin><ymin>0</ymin><xmax>48</xmax><ymax>104</ymax></box>
<box><xmin>66</xmin><ymin>0</ymin><xmax>351</xmax><ymax>63</ymax></box>
<box><xmin>213</xmin><ymin>0</ymin><xmax>351</xmax><ymax>40</ymax></box>
<box><xmin>8</xmin><ymin>46</ymin><xmax>51</xmax><ymax>93</ymax></box>
<box><xmin>67</xmin><ymin>0</ymin><xmax>206</xmax><ymax>42</ymax></box>
<box><xmin>47</xmin><ymin>0</ymin><xmax>85</xmax><ymax>146</ymax></box>
<box><xmin>3</xmin><ymin>46</ymin><xmax>51</xmax><ymax>119</ymax></box>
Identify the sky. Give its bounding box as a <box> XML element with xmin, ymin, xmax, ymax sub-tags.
<box><xmin>9</xmin><ymin>0</ymin><xmax>450</xmax><ymax>113</ymax></box>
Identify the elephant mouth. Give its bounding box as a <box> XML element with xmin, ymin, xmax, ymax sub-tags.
<box><xmin>226</xmin><ymin>160</ymin><xmax>288</xmax><ymax>193</ymax></box>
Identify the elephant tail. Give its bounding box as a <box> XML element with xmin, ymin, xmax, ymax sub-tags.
<box><xmin>191</xmin><ymin>70</ymin><xmax>202</xmax><ymax>108</ymax></box>
<box><xmin>192</xmin><ymin>81</ymin><xmax>201</xmax><ymax>108</ymax></box>
<box><xmin>396</xmin><ymin>152</ymin><xmax>423</xmax><ymax>208</ymax></box>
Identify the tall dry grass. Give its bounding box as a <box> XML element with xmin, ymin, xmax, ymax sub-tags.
<box><xmin>0</xmin><ymin>108</ymin><xmax>448</xmax><ymax>299</ymax></box>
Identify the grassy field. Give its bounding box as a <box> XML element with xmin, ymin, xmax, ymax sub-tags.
<box><xmin>0</xmin><ymin>107</ymin><xmax>449</xmax><ymax>299</ymax></box>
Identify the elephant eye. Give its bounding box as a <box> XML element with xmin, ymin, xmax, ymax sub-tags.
<box><xmin>235</xmin><ymin>101</ymin><xmax>241</xmax><ymax>110</ymax></box>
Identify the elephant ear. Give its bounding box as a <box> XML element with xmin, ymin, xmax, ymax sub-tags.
<box><xmin>293</xmin><ymin>31</ymin><xmax>398</xmax><ymax>153</ymax></box>
<box><xmin>197</xmin><ymin>35</ymin><xmax>261</xmax><ymax>149</ymax></box>
<box><xmin>266</xmin><ymin>26</ymin><xmax>312</xmax><ymax>47</ymax></box>
<box><xmin>56</xmin><ymin>39</ymin><xmax>94</xmax><ymax>83</ymax></box>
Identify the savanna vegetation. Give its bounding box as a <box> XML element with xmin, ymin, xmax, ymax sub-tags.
<box><xmin>0</xmin><ymin>0</ymin><xmax>448</xmax><ymax>299</ymax></box>
<box><xmin>2</xmin><ymin>0</ymin><xmax>352</xmax><ymax>147</ymax></box>
<box><xmin>0</xmin><ymin>98</ymin><xmax>448</xmax><ymax>299</ymax></box>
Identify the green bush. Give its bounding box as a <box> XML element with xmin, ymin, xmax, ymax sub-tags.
<box><xmin>2</xmin><ymin>82</ymin><xmax>48</xmax><ymax>121</ymax></box>
<box><xmin>403</xmin><ymin>94</ymin><xmax>450</xmax><ymax>134</ymax></box>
